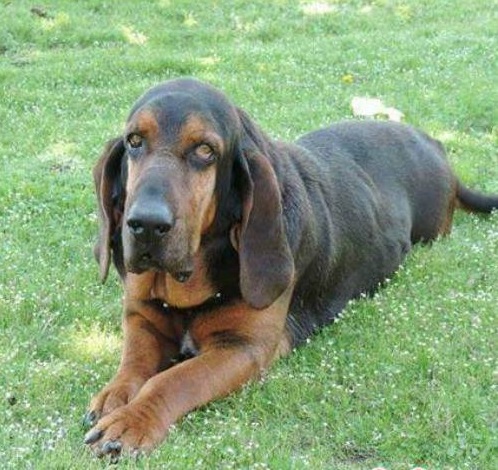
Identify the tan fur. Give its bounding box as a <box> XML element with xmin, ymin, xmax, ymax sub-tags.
<box><xmin>125</xmin><ymin>253</ymin><xmax>217</xmax><ymax>308</ymax></box>
<box><xmin>87</xmin><ymin>286</ymin><xmax>294</xmax><ymax>455</ymax></box>
<box><xmin>177</xmin><ymin>114</ymin><xmax>225</xmax><ymax>155</ymax></box>
<box><xmin>132</xmin><ymin>110</ymin><xmax>160</xmax><ymax>142</ymax></box>
<box><xmin>439</xmin><ymin>178</ymin><xmax>458</xmax><ymax>237</ymax></box>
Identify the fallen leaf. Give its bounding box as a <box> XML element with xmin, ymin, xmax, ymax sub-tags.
<box><xmin>351</xmin><ymin>97</ymin><xmax>404</xmax><ymax>122</ymax></box>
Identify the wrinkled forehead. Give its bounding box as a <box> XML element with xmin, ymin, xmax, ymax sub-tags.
<box><xmin>127</xmin><ymin>82</ymin><xmax>238</xmax><ymax>142</ymax></box>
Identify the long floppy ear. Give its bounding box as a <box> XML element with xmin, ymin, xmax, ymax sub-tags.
<box><xmin>235</xmin><ymin>111</ymin><xmax>294</xmax><ymax>309</ymax></box>
<box><xmin>93</xmin><ymin>137</ymin><xmax>126</xmax><ymax>282</ymax></box>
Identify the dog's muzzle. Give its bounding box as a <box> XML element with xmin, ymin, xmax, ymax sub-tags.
<box><xmin>123</xmin><ymin>199</ymin><xmax>193</xmax><ymax>283</ymax></box>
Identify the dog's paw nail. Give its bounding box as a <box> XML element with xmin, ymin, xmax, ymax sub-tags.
<box><xmin>82</xmin><ymin>410</ymin><xmax>98</xmax><ymax>428</ymax></box>
<box><xmin>102</xmin><ymin>440</ymin><xmax>122</xmax><ymax>454</ymax></box>
<box><xmin>84</xmin><ymin>428</ymin><xmax>103</xmax><ymax>445</ymax></box>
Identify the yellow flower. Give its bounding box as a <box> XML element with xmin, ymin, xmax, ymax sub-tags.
<box><xmin>341</xmin><ymin>74</ymin><xmax>354</xmax><ymax>84</ymax></box>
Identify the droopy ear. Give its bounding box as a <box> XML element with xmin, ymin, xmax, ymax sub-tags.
<box><xmin>236</xmin><ymin>150</ymin><xmax>295</xmax><ymax>310</ymax></box>
<box><xmin>93</xmin><ymin>137</ymin><xmax>125</xmax><ymax>282</ymax></box>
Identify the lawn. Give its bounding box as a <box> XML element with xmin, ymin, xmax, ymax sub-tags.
<box><xmin>0</xmin><ymin>0</ymin><xmax>497</xmax><ymax>468</ymax></box>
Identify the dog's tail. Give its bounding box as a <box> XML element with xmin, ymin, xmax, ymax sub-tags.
<box><xmin>457</xmin><ymin>181</ymin><xmax>498</xmax><ymax>214</ymax></box>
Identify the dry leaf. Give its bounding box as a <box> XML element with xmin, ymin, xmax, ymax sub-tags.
<box><xmin>351</xmin><ymin>97</ymin><xmax>404</xmax><ymax>122</ymax></box>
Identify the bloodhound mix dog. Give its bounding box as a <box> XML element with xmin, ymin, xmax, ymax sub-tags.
<box><xmin>84</xmin><ymin>78</ymin><xmax>498</xmax><ymax>458</ymax></box>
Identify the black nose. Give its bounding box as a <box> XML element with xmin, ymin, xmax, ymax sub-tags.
<box><xmin>126</xmin><ymin>201</ymin><xmax>173</xmax><ymax>241</ymax></box>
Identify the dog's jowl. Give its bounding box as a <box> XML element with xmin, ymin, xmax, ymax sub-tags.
<box><xmin>84</xmin><ymin>78</ymin><xmax>498</xmax><ymax>458</ymax></box>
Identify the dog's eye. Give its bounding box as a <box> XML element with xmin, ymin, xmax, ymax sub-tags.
<box><xmin>127</xmin><ymin>133</ymin><xmax>143</xmax><ymax>149</ymax></box>
<box><xmin>195</xmin><ymin>144</ymin><xmax>215</xmax><ymax>161</ymax></box>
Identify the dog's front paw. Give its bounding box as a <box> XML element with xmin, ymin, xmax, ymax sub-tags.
<box><xmin>84</xmin><ymin>402</ymin><xmax>168</xmax><ymax>460</ymax></box>
<box><xmin>83</xmin><ymin>376</ymin><xmax>145</xmax><ymax>428</ymax></box>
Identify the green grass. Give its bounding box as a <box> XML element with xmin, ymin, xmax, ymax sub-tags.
<box><xmin>1</xmin><ymin>0</ymin><xmax>497</xmax><ymax>468</ymax></box>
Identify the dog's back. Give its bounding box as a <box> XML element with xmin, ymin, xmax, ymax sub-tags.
<box><xmin>286</xmin><ymin>120</ymin><xmax>495</xmax><ymax>344</ymax></box>
<box><xmin>298</xmin><ymin>121</ymin><xmax>457</xmax><ymax>241</ymax></box>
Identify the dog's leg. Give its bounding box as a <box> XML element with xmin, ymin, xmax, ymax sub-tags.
<box><xmin>84</xmin><ymin>300</ymin><xmax>179</xmax><ymax>428</ymax></box>
<box><xmin>84</xmin><ymin>289</ymin><xmax>292</xmax><ymax>458</ymax></box>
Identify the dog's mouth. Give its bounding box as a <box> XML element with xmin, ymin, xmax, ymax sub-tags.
<box><xmin>125</xmin><ymin>248</ymin><xmax>194</xmax><ymax>283</ymax></box>
<box><xmin>127</xmin><ymin>262</ymin><xmax>193</xmax><ymax>283</ymax></box>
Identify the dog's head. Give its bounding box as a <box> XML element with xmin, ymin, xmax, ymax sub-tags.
<box><xmin>93</xmin><ymin>78</ymin><xmax>294</xmax><ymax>309</ymax></box>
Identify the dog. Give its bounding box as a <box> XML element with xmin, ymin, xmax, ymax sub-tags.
<box><xmin>84</xmin><ymin>78</ymin><xmax>498</xmax><ymax>458</ymax></box>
